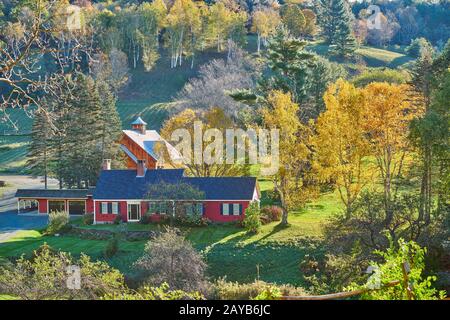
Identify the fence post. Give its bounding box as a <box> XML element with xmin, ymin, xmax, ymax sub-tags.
<box><xmin>402</xmin><ymin>261</ymin><xmax>413</xmax><ymax>300</ymax></box>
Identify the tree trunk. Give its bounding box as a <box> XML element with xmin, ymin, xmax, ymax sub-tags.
<box><xmin>281</xmin><ymin>207</ymin><xmax>288</xmax><ymax>225</ymax></box>
<box><xmin>257</xmin><ymin>34</ymin><xmax>261</xmax><ymax>53</ymax></box>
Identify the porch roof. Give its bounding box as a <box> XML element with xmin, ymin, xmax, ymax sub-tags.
<box><xmin>16</xmin><ymin>188</ymin><xmax>94</xmax><ymax>199</ymax></box>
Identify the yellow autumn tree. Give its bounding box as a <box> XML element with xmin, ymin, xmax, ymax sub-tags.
<box><xmin>314</xmin><ymin>80</ymin><xmax>372</xmax><ymax>219</ymax></box>
<box><xmin>159</xmin><ymin>107</ymin><xmax>247</xmax><ymax>177</ymax></box>
<box><xmin>165</xmin><ymin>0</ymin><xmax>202</xmax><ymax>68</ymax></box>
<box><xmin>263</xmin><ymin>91</ymin><xmax>317</xmax><ymax>225</ymax></box>
<box><xmin>361</xmin><ymin>82</ymin><xmax>421</xmax><ymax>225</ymax></box>
<box><xmin>251</xmin><ymin>8</ymin><xmax>281</xmax><ymax>53</ymax></box>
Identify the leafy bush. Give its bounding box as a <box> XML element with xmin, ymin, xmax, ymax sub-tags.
<box><xmin>46</xmin><ymin>211</ymin><xmax>70</xmax><ymax>235</ymax></box>
<box><xmin>346</xmin><ymin>238</ymin><xmax>446</xmax><ymax>300</ymax></box>
<box><xmin>242</xmin><ymin>202</ymin><xmax>261</xmax><ymax>234</ymax></box>
<box><xmin>140</xmin><ymin>213</ymin><xmax>152</xmax><ymax>225</ymax></box>
<box><xmin>253</xmin><ymin>286</ymin><xmax>282</xmax><ymax>300</ymax></box>
<box><xmin>214</xmin><ymin>279</ymin><xmax>308</xmax><ymax>300</ymax></box>
<box><xmin>133</xmin><ymin>227</ymin><xmax>210</xmax><ymax>294</ymax></box>
<box><xmin>82</xmin><ymin>213</ymin><xmax>94</xmax><ymax>225</ymax></box>
<box><xmin>352</xmin><ymin>68</ymin><xmax>408</xmax><ymax>87</ymax></box>
<box><xmin>104</xmin><ymin>233</ymin><xmax>120</xmax><ymax>258</ymax></box>
<box><xmin>175</xmin><ymin>214</ymin><xmax>210</xmax><ymax>227</ymax></box>
<box><xmin>103</xmin><ymin>283</ymin><xmax>204</xmax><ymax>300</ymax></box>
<box><xmin>261</xmin><ymin>205</ymin><xmax>282</xmax><ymax>222</ymax></box>
<box><xmin>406</xmin><ymin>38</ymin><xmax>432</xmax><ymax>58</ymax></box>
<box><xmin>0</xmin><ymin>244</ymin><xmax>126</xmax><ymax>299</ymax></box>
<box><xmin>113</xmin><ymin>215</ymin><xmax>123</xmax><ymax>225</ymax></box>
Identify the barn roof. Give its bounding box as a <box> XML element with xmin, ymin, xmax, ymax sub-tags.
<box><xmin>122</xmin><ymin>129</ymin><xmax>183</xmax><ymax>162</ymax></box>
<box><xmin>131</xmin><ymin>117</ymin><xmax>147</xmax><ymax>125</ymax></box>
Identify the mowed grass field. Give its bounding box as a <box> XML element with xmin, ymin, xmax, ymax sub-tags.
<box><xmin>0</xmin><ymin>182</ymin><xmax>341</xmax><ymax>286</ymax></box>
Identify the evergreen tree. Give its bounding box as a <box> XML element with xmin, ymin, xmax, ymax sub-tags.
<box><xmin>61</xmin><ymin>75</ymin><xmax>103</xmax><ymax>188</ymax></box>
<box><xmin>318</xmin><ymin>0</ymin><xmax>356</xmax><ymax>57</ymax></box>
<box><xmin>260</xmin><ymin>27</ymin><xmax>315</xmax><ymax>104</ymax></box>
<box><xmin>97</xmin><ymin>80</ymin><xmax>124</xmax><ymax>169</ymax></box>
<box><xmin>27</xmin><ymin>109</ymin><xmax>53</xmax><ymax>189</ymax></box>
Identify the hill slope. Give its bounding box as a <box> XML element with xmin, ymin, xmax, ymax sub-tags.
<box><xmin>0</xmin><ymin>43</ymin><xmax>414</xmax><ymax>173</ymax></box>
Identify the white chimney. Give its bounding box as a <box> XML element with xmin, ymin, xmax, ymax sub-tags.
<box><xmin>102</xmin><ymin>159</ymin><xmax>111</xmax><ymax>170</ymax></box>
<box><xmin>137</xmin><ymin>159</ymin><xmax>147</xmax><ymax>177</ymax></box>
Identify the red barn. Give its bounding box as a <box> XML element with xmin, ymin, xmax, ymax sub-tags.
<box><xmin>119</xmin><ymin>117</ymin><xmax>182</xmax><ymax>170</ymax></box>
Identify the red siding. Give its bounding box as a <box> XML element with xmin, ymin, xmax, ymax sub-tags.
<box><xmin>94</xmin><ymin>201</ymin><xmax>128</xmax><ymax>223</ymax></box>
<box><xmin>86</xmin><ymin>198</ymin><xmax>94</xmax><ymax>214</ymax></box>
<box><xmin>38</xmin><ymin>199</ymin><xmax>47</xmax><ymax>214</ymax></box>
<box><xmin>93</xmin><ymin>200</ymin><xmax>252</xmax><ymax>224</ymax></box>
<box><xmin>203</xmin><ymin>201</ymin><xmax>249</xmax><ymax>222</ymax></box>
<box><xmin>120</xmin><ymin>134</ymin><xmax>157</xmax><ymax>169</ymax></box>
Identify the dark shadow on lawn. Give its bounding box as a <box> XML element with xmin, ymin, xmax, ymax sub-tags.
<box><xmin>258</xmin><ymin>223</ymin><xmax>291</xmax><ymax>242</ymax></box>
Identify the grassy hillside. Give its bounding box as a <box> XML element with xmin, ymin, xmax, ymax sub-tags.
<box><xmin>0</xmin><ymin>135</ymin><xmax>30</xmax><ymax>173</ymax></box>
<box><xmin>307</xmin><ymin>42</ymin><xmax>413</xmax><ymax>68</ymax></box>
<box><xmin>0</xmin><ymin>41</ymin><xmax>413</xmax><ymax>173</ymax></box>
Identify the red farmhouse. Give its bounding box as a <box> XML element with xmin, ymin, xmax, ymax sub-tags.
<box><xmin>15</xmin><ymin>118</ymin><xmax>260</xmax><ymax>223</ymax></box>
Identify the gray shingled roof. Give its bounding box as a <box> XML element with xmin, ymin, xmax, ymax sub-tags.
<box><xmin>15</xmin><ymin>189</ymin><xmax>94</xmax><ymax>199</ymax></box>
<box><xmin>93</xmin><ymin>169</ymin><xmax>257</xmax><ymax>200</ymax></box>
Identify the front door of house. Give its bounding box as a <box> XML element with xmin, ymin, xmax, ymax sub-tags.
<box><xmin>127</xmin><ymin>203</ymin><xmax>141</xmax><ymax>221</ymax></box>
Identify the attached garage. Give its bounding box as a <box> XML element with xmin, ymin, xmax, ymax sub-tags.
<box><xmin>48</xmin><ymin>200</ymin><xmax>65</xmax><ymax>213</ymax></box>
<box><xmin>68</xmin><ymin>200</ymin><xmax>85</xmax><ymax>215</ymax></box>
<box><xmin>16</xmin><ymin>189</ymin><xmax>94</xmax><ymax>215</ymax></box>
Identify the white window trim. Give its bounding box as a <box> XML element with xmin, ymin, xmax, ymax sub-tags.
<box><xmin>112</xmin><ymin>202</ymin><xmax>119</xmax><ymax>215</ymax></box>
<box><xmin>233</xmin><ymin>203</ymin><xmax>240</xmax><ymax>216</ymax></box>
<box><xmin>223</xmin><ymin>203</ymin><xmax>229</xmax><ymax>216</ymax></box>
<box><xmin>101</xmin><ymin>202</ymin><xmax>108</xmax><ymax>214</ymax></box>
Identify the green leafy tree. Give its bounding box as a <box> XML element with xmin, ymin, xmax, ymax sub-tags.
<box><xmin>146</xmin><ymin>181</ymin><xmax>205</xmax><ymax>221</ymax></box>
<box><xmin>280</xmin><ymin>4</ymin><xmax>306</xmax><ymax>38</ymax></box>
<box><xmin>242</xmin><ymin>201</ymin><xmax>261</xmax><ymax>234</ymax></box>
<box><xmin>347</xmin><ymin>238</ymin><xmax>446</xmax><ymax>300</ymax></box>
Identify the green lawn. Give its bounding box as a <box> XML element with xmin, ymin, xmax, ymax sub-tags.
<box><xmin>0</xmin><ymin>185</ymin><xmax>341</xmax><ymax>286</ymax></box>
<box><xmin>307</xmin><ymin>42</ymin><xmax>413</xmax><ymax>68</ymax></box>
<box><xmin>0</xmin><ymin>135</ymin><xmax>30</xmax><ymax>173</ymax></box>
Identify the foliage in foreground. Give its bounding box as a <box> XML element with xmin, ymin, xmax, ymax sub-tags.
<box><xmin>213</xmin><ymin>279</ymin><xmax>307</xmax><ymax>300</ymax></box>
<box><xmin>0</xmin><ymin>244</ymin><xmax>126</xmax><ymax>300</ymax></box>
<box><xmin>133</xmin><ymin>227</ymin><xmax>210</xmax><ymax>294</ymax></box>
<box><xmin>45</xmin><ymin>211</ymin><xmax>70</xmax><ymax>235</ymax></box>
<box><xmin>242</xmin><ymin>202</ymin><xmax>262</xmax><ymax>234</ymax></box>
<box><xmin>347</xmin><ymin>238</ymin><xmax>446</xmax><ymax>300</ymax></box>
<box><xmin>103</xmin><ymin>283</ymin><xmax>203</xmax><ymax>300</ymax></box>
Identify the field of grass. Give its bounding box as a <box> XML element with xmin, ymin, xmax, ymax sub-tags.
<box><xmin>0</xmin><ymin>135</ymin><xmax>30</xmax><ymax>173</ymax></box>
<box><xmin>307</xmin><ymin>42</ymin><xmax>413</xmax><ymax>68</ymax></box>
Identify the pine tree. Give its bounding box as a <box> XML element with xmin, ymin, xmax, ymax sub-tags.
<box><xmin>61</xmin><ymin>75</ymin><xmax>103</xmax><ymax>188</ymax></box>
<box><xmin>27</xmin><ymin>109</ymin><xmax>53</xmax><ymax>189</ymax></box>
<box><xmin>318</xmin><ymin>0</ymin><xmax>356</xmax><ymax>57</ymax></box>
<box><xmin>97</xmin><ymin>80</ymin><xmax>123</xmax><ymax>168</ymax></box>
<box><xmin>261</xmin><ymin>26</ymin><xmax>315</xmax><ymax>104</ymax></box>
